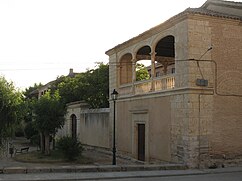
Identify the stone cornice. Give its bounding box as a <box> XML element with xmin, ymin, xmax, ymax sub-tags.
<box><xmin>202</xmin><ymin>0</ymin><xmax>242</xmax><ymax>9</ymax></box>
<box><xmin>116</xmin><ymin>87</ymin><xmax>214</xmax><ymax>102</ymax></box>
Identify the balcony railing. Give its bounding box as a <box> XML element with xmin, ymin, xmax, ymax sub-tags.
<box><xmin>119</xmin><ymin>75</ymin><xmax>175</xmax><ymax>96</ymax></box>
<box><xmin>135</xmin><ymin>80</ymin><xmax>152</xmax><ymax>94</ymax></box>
<box><xmin>154</xmin><ymin>75</ymin><xmax>175</xmax><ymax>90</ymax></box>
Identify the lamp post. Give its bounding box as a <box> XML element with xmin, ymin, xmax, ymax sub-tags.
<box><xmin>111</xmin><ymin>89</ymin><xmax>118</xmax><ymax>165</ymax></box>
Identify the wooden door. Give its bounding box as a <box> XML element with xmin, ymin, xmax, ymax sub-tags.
<box><xmin>138</xmin><ymin>124</ymin><xmax>145</xmax><ymax>161</ymax></box>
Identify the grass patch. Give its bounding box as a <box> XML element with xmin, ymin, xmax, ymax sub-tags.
<box><xmin>14</xmin><ymin>150</ymin><xmax>93</xmax><ymax>164</ymax></box>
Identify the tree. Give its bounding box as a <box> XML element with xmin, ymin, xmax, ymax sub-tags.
<box><xmin>82</xmin><ymin>63</ymin><xmax>109</xmax><ymax>108</ymax></box>
<box><xmin>33</xmin><ymin>90</ymin><xmax>66</xmax><ymax>155</ymax></box>
<box><xmin>52</xmin><ymin>62</ymin><xmax>109</xmax><ymax>108</ymax></box>
<box><xmin>23</xmin><ymin>83</ymin><xmax>43</xmax><ymax>99</ymax></box>
<box><xmin>0</xmin><ymin>76</ymin><xmax>23</xmax><ymax>146</ymax></box>
<box><xmin>54</xmin><ymin>74</ymin><xmax>87</xmax><ymax>104</ymax></box>
<box><xmin>21</xmin><ymin>85</ymin><xmax>40</xmax><ymax>145</ymax></box>
<box><xmin>136</xmin><ymin>63</ymin><xmax>150</xmax><ymax>81</ymax></box>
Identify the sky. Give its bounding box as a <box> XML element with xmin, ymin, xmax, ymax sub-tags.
<box><xmin>0</xmin><ymin>0</ymin><xmax>240</xmax><ymax>90</ymax></box>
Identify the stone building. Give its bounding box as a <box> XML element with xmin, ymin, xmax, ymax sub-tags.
<box><xmin>106</xmin><ymin>0</ymin><xmax>242</xmax><ymax>168</ymax></box>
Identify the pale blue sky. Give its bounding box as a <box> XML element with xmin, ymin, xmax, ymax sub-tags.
<box><xmin>0</xmin><ymin>0</ymin><xmax>240</xmax><ymax>90</ymax></box>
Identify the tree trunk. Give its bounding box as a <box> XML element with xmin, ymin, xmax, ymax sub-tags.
<box><xmin>40</xmin><ymin>132</ymin><xmax>45</xmax><ymax>154</ymax></box>
<box><xmin>52</xmin><ymin>135</ymin><xmax>55</xmax><ymax>150</ymax></box>
<box><xmin>44</xmin><ymin>132</ymin><xmax>50</xmax><ymax>155</ymax></box>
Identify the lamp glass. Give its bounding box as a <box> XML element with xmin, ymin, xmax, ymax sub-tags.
<box><xmin>111</xmin><ymin>89</ymin><xmax>118</xmax><ymax>101</ymax></box>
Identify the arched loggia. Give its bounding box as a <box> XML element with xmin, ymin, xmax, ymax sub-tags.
<box><xmin>136</xmin><ymin>46</ymin><xmax>151</xmax><ymax>81</ymax></box>
<box><xmin>154</xmin><ymin>35</ymin><xmax>175</xmax><ymax>76</ymax></box>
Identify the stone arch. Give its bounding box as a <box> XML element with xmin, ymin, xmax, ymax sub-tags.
<box><xmin>136</xmin><ymin>45</ymin><xmax>151</xmax><ymax>61</ymax></box>
<box><xmin>136</xmin><ymin>46</ymin><xmax>151</xmax><ymax>81</ymax></box>
<box><xmin>154</xmin><ymin>35</ymin><xmax>175</xmax><ymax>76</ymax></box>
<box><xmin>119</xmin><ymin>53</ymin><xmax>133</xmax><ymax>85</ymax></box>
<box><xmin>151</xmin><ymin>32</ymin><xmax>175</xmax><ymax>49</ymax></box>
<box><xmin>133</xmin><ymin>41</ymin><xmax>152</xmax><ymax>55</ymax></box>
<box><xmin>70</xmin><ymin>114</ymin><xmax>77</xmax><ymax>139</ymax></box>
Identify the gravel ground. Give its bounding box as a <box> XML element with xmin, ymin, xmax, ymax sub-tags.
<box><xmin>0</xmin><ymin>137</ymin><xmax>140</xmax><ymax>168</ymax></box>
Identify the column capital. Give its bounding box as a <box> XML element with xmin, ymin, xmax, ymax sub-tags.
<box><xmin>131</xmin><ymin>58</ymin><xmax>137</xmax><ymax>63</ymax></box>
<box><xmin>150</xmin><ymin>51</ymin><xmax>157</xmax><ymax>57</ymax></box>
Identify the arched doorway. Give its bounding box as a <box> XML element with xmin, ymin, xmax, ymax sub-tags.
<box><xmin>71</xmin><ymin>114</ymin><xmax>77</xmax><ymax>139</ymax></box>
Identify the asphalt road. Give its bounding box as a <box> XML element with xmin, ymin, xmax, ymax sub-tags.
<box><xmin>105</xmin><ymin>172</ymin><xmax>242</xmax><ymax>181</ymax></box>
<box><xmin>0</xmin><ymin>171</ymin><xmax>242</xmax><ymax>181</ymax></box>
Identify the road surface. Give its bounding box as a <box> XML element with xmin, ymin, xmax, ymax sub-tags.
<box><xmin>103</xmin><ymin>171</ymin><xmax>242</xmax><ymax>181</ymax></box>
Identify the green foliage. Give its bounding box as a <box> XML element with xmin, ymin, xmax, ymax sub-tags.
<box><xmin>0</xmin><ymin>76</ymin><xmax>24</xmax><ymax>142</ymax></box>
<box><xmin>33</xmin><ymin>91</ymin><xmax>66</xmax><ymax>135</ymax></box>
<box><xmin>54</xmin><ymin>74</ymin><xmax>86</xmax><ymax>104</ymax></box>
<box><xmin>56</xmin><ymin>136</ymin><xmax>83</xmax><ymax>161</ymax></box>
<box><xmin>136</xmin><ymin>63</ymin><xmax>150</xmax><ymax>81</ymax></box>
<box><xmin>21</xmin><ymin>98</ymin><xmax>37</xmax><ymax>123</ymax></box>
<box><xmin>82</xmin><ymin>63</ymin><xmax>109</xmax><ymax>108</ymax></box>
<box><xmin>51</xmin><ymin>62</ymin><xmax>109</xmax><ymax>108</ymax></box>
<box><xmin>24</xmin><ymin>121</ymin><xmax>38</xmax><ymax>139</ymax></box>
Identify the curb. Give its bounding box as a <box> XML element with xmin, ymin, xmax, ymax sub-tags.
<box><xmin>0</xmin><ymin>167</ymin><xmax>242</xmax><ymax>181</ymax></box>
<box><xmin>0</xmin><ymin>164</ymin><xmax>187</xmax><ymax>174</ymax></box>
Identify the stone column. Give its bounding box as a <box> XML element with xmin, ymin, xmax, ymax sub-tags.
<box><xmin>150</xmin><ymin>51</ymin><xmax>156</xmax><ymax>91</ymax></box>
<box><xmin>132</xmin><ymin>58</ymin><xmax>136</xmax><ymax>94</ymax></box>
<box><xmin>162</xmin><ymin>61</ymin><xmax>169</xmax><ymax>75</ymax></box>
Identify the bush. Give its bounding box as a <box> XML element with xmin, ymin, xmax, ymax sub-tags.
<box><xmin>56</xmin><ymin>136</ymin><xmax>83</xmax><ymax>161</ymax></box>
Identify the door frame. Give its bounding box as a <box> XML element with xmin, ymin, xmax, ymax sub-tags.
<box><xmin>131</xmin><ymin>110</ymin><xmax>149</xmax><ymax>162</ymax></box>
<box><xmin>137</xmin><ymin>123</ymin><xmax>145</xmax><ymax>161</ymax></box>
<box><xmin>71</xmin><ymin>114</ymin><xmax>77</xmax><ymax>139</ymax></box>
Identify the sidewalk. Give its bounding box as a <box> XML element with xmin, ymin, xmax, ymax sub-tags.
<box><xmin>0</xmin><ymin>137</ymin><xmax>186</xmax><ymax>174</ymax></box>
<box><xmin>1</xmin><ymin>138</ymin><xmax>242</xmax><ymax>180</ymax></box>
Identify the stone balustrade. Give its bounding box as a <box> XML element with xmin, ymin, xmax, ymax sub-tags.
<box><xmin>119</xmin><ymin>75</ymin><xmax>175</xmax><ymax>96</ymax></box>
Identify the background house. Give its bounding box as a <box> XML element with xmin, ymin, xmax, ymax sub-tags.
<box><xmin>106</xmin><ymin>0</ymin><xmax>242</xmax><ymax>168</ymax></box>
<box><xmin>30</xmin><ymin>68</ymin><xmax>78</xmax><ymax>99</ymax></box>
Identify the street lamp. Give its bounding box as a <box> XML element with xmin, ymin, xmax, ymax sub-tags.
<box><xmin>111</xmin><ymin>89</ymin><xmax>118</xmax><ymax>165</ymax></box>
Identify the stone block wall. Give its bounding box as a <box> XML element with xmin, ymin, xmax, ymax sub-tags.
<box><xmin>56</xmin><ymin>103</ymin><xmax>111</xmax><ymax>149</ymax></box>
<box><xmin>178</xmin><ymin>14</ymin><xmax>242</xmax><ymax>167</ymax></box>
<box><xmin>170</xmin><ymin>92</ymin><xmax>212</xmax><ymax>167</ymax></box>
<box><xmin>79</xmin><ymin>108</ymin><xmax>110</xmax><ymax>149</ymax></box>
<box><xmin>116</xmin><ymin>94</ymin><xmax>172</xmax><ymax>162</ymax></box>
<box><xmin>208</xmin><ymin>16</ymin><xmax>242</xmax><ymax>166</ymax></box>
